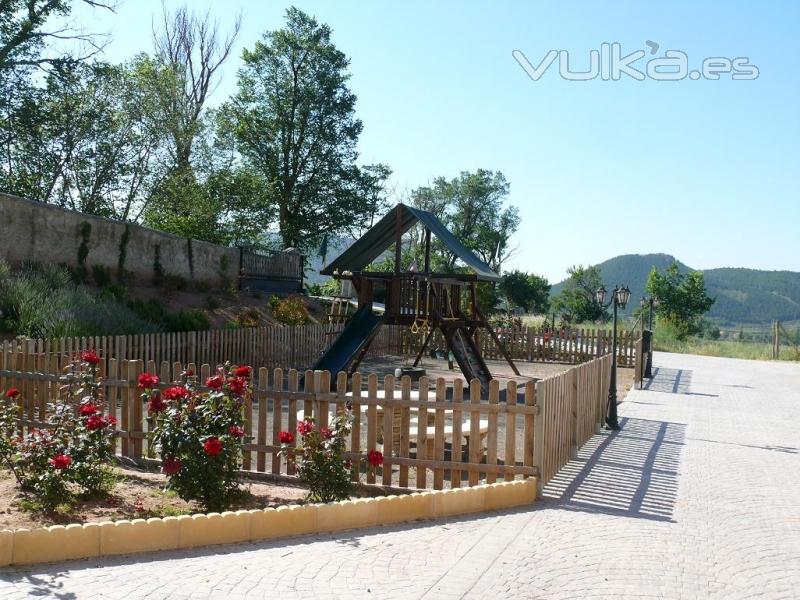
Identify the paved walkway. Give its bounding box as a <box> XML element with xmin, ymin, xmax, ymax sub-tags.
<box><xmin>2</xmin><ymin>353</ymin><xmax>799</xmax><ymax>599</ymax></box>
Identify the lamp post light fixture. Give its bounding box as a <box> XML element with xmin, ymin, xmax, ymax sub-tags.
<box><xmin>597</xmin><ymin>284</ymin><xmax>631</xmax><ymax>430</ymax></box>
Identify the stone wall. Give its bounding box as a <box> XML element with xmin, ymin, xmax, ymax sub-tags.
<box><xmin>0</xmin><ymin>192</ymin><xmax>239</xmax><ymax>288</ymax></box>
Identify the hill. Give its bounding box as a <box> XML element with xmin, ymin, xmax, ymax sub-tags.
<box><xmin>549</xmin><ymin>254</ymin><xmax>800</xmax><ymax>325</ymax></box>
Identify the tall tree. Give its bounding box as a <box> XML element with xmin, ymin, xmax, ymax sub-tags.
<box><xmin>0</xmin><ymin>0</ymin><xmax>115</xmax><ymax>72</ymax></box>
<box><xmin>646</xmin><ymin>262</ymin><xmax>715</xmax><ymax>339</ymax></box>
<box><xmin>221</xmin><ymin>7</ymin><xmax>387</xmax><ymax>249</ymax></box>
<box><xmin>151</xmin><ymin>3</ymin><xmax>240</xmax><ymax>173</ymax></box>
<box><xmin>0</xmin><ymin>59</ymin><xmax>168</xmax><ymax>219</ymax></box>
<box><xmin>552</xmin><ymin>265</ymin><xmax>609</xmax><ymax>324</ymax></box>
<box><xmin>499</xmin><ymin>270</ymin><xmax>550</xmax><ymax>313</ymax></box>
<box><xmin>406</xmin><ymin>169</ymin><xmax>519</xmax><ymax>273</ymax></box>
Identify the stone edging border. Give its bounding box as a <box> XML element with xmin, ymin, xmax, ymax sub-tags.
<box><xmin>0</xmin><ymin>479</ymin><xmax>536</xmax><ymax>566</ymax></box>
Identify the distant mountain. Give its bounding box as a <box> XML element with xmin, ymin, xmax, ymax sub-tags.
<box><xmin>549</xmin><ymin>253</ymin><xmax>800</xmax><ymax>325</ymax></box>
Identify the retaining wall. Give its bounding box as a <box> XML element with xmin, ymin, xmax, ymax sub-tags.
<box><xmin>0</xmin><ymin>192</ymin><xmax>239</xmax><ymax>288</ymax></box>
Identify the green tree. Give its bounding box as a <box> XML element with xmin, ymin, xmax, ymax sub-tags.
<box><xmin>0</xmin><ymin>59</ymin><xmax>167</xmax><ymax>218</ymax></box>
<box><xmin>646</xmin><ymin>262</ymin><xmax>715</xmax><ymax>339</ymax></box>
<box><xmin>499</xmin><ymin>271</ymin><xmax>550</xmax><ymax>313</ymax></box>
<box><xmin>0</xmin><ymin>0</ymin><xmax>114</xmax><ymax>73</ymax></box>
<box><xmin>407</xmin><ymin>170</ymin><xmax>519</xmax><ymax>272</ymax></box>
<box><xmin>220</xmin><ymin>7</ymin><xmax>389</xmax><ymax>249</ymax></box>
<box><xmin>551</xmin><ymin>265</ymin><xmax>609</xmax><ymax>324</ymax></box>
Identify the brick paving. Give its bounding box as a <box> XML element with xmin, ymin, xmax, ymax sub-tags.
<box><xmin>1</xmin><ymin>352</ymin><xmax>799</xmax><ymax>599</ymax></box>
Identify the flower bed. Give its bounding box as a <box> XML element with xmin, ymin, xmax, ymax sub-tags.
<box><xmin>0</xmin><ymin>463</ymin><xmax>396</xmax><ymax>531</ymax></box>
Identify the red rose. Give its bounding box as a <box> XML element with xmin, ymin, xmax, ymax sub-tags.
<box><xmin>297</xmin><ymin>420</ymin><xmax>314</xmax><ymax>436</ymax></box>
<box><xmin>233</xmin><ymin>365</ymin><xmax>252</xmax><ymax>378</ymax></box>
<box><xmin>205</xmin><ymin>375</ymin><xmax>223</xmax><ymax>389</ymax></box>
<box><xmin>227</xmin><ymin>377</ymin><xmax>247</xmax><ymax>395</ymax></box>
<box><xmin>5</xmin><ymin>388</ymin><xmax>20</xmax><ymax>398</ymax></box>
<box><xmin>279</xmin><ymin>431</ymin><xmax>295</xmax><ymax>444</ymax></box>
<box><xmin>163</xmin><ymin>386</ymin><xmax>189</xmax><ymax>401</ymax></box>
<box><xmin>80</xmin><ymin>350</ymin><xmax>100</xmax><ymax>365</ymax></box>
<box><xmin>107</xmin><ymin>415</ymin><xmax>118</xmax><ymax>427</ymax></box>
<box><xmin>79</xmin><ymin>403</ymin><xmax>98</xmax><ymax>416</ymax></box>
<box><xmin>86</xmin><ymin>414</ymin><xmax>113</xmax><ymax>431</ymax></box>
<box><xmin>183</xmin><ymin>369</ymin><xmax>194</xmax><ymax>377</ymax></box>
<box><xmin>228</xmin><ymin>425</ymin><xmax>245</xmax><ymax>438</ymax></box>
<box><xmin>162</xmin><ymin>457</ymin><xmax>182</xmax><ymax>475</ymax></box>
<box><xmin>367</xmin><ymin>450</ymin><xmax>383</xmax><ymax>467</ymax></box>
<box><xmin>147</xmin><ymin>395</ymin><xmax>166</xmax><ymax>414</ymax></box>
<box><xmin>320</xmin><ymin>426</ymin><xmax>333</xmax><ymax>440</ymax></box>
<box><xmin>50</xmin><ymin>454</ymin><xmax>72</xmax><ymax>469</ymax></box>
<box><xmin>203</xmin><ymin>437</ymin><xmax>223</xmax><ymax>456</ymax></box>
<box><xmin>138</xmin><ymin>373</ymin><xmax>159</xmax><ymax>389</ymax></box>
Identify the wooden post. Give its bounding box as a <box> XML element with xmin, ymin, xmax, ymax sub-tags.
<box><xmin>423</xmin><ymin>227</ymin><xmax>431</xmax><ymax>274</ymax></box>
<box><xmin>530</xmin><ymin>380</ymin><xmax>543</xmax><ymax>497</ymax></box>
<box><xmin>394</xmin><ymin>205</ymin><xmax>402</xmax><ymax>275</ymax></box>
<box><xmin>569</xmin><ymin>367</ymin><xmax>578</xmax><ymax>459</ymax></box>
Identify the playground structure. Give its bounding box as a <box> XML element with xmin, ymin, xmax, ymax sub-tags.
<box><xmin>316</xmin><ymin>203</ymin><xmax>519</xmax><ymax>394</ymax></box>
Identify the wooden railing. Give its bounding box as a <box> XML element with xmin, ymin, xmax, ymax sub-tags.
<box><xmin>404</xmin><ymin>326</ymin><xmax>639</xmax><ymax>366</ymax></box>
<box><xmin>2</xmin><ymin>323</ymin><xmax>636</xmax><ymax>384</ymax></box>
<box><xmin>0</xmin><ymin>355</ymin><xmax>612</xmax><ymax>492</ymax></box>
<box><xmin>1</xmin><ymin>325</ymin><xmax>406</xmax><ymax>374</ymax></box>
<box><xmin>240</xmin><ymin>248</ymin><xmax>302</xmax><ymax>280</ymax></box>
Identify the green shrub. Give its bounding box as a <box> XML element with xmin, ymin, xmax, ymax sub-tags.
<box><xmin>279</xmin><ymin>411</ymin><xmax>383</xmax><ymax>503</ymax></box>
<box><xmin>234</xmin><ymin>307</ymin><xmax>260</xmax><ymax>328</ymax></box>
<box><xmin>163</xmin><ymin>309</ymin><xmax>210</xmax><ymax>332</ymax></box>
<box><xmin>273</xmin><ymin>295</ymin><xmax>310</xmax><ymax>325</ymax></box>
<box><xmin>0</xmin><ymin>352</ymin><xmax>117</xmax><ymax>509</ymax></box>
<box><xmin>144</xmin><ymin>364</ymin><xmax>250</xmax><ymax>511</ymax></box>
<box><xmin>268</xmin><ymin>294</ymin><xmax>281</xmax><ymax>310</ymax></box>
<box><xmin>0</xmin><ymin>263</ymin><xmax>156</xmax><ymax>337</ymax></box>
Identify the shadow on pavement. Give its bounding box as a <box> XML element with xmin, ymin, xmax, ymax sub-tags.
<box><xmin>643</xmin><ymin>367</ymin><xmax>718</xmax><ymax>397</ymax></box>
<box><xmin>541</xmin><ymin>417</ymin><xmax>685</xmax><ymax>522</ymax></box>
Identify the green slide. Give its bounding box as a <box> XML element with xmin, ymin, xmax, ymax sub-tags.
<box><xmin>311</xmin><ymin>305</ymin><xmax>384</xmax><ymax>375</ymax></box>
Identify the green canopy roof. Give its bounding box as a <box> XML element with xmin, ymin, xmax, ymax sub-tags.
<box><xmin>320</xmin><ymin>203</ymin><xmax>500</xmax><ymax>282</ymax></box>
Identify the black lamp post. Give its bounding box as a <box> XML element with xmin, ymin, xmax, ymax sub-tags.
<box><xmin>640</xmin><ymin>296</ymin><xmax>659</xmax><ymax>378</ymax></box>
<box><xmin>596</xmin><ymin>284</ymin><xmax>631</xmax><ymax>430</ymax></box>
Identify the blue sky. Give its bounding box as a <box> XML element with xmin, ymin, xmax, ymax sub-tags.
<box><xmin>65</xmin><ymin>0</ymin><xmax>799</xmax><ymax>283</ymax></box>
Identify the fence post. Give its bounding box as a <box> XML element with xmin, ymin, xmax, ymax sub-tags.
<box><xmin>531</xmin><ymin>380</ymin><xmax>544</xmax><ymax>498</ymax></box>
<box><xmin>570</xmin><ymin>367</ymin><xmax>578</xmax><ymax>459</ymax></box>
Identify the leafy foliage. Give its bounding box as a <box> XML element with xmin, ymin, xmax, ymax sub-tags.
<box><xmin>280</xmin><ymin>412</ymin><xmax>383</xmax><ymax>503</ymax></box>
<box><xmin>219</xmin><ymin>7</ymin><xmax>391</xmax><ymax>250</ymax></box>
<box><xmin>404</xmin><ymin>170</ymin><xmax>518</xmax><ymax>273</ymax></box>
<box><xmin>145</xmin><ymin>364</ymin><xmax>249</xmax><ymax>511</ymax></box>
<box><xmin>0</xmin><ymin>353</ymin><xmax>117</xmax><ymax>509</ymax></box>
<box><xmin>285</xmin><ymin>415</ymin><xmax>354</xmax><ymax>503</ymax></box>
<box><xmin>0</xmin><ymin>260</ymin><xmax>210</xmax><ymax>337</ymax></box>
<box><xmin>499</xmin><ymin>270</ymin><xmax>550</xmax><ymax>313</ymax></box>
<box><xmin>272</xmin><ymin>295</ymin><xmax>310</xmax><ymax>326</ymax></box>
<box><xmin>551</xmin><ymin>265</ymin><xmax>609</xmax><ymax>324</ymax></box>
<box><xmin>646</xmin><ymin>262</ymin><xmax>715</xmax><ymax>339</ymax></box>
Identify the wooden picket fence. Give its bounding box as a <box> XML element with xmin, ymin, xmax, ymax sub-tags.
<box><xmin>0</xmin><ymin>352</ymin><xmax>613</xmax><ymax>491</ymax></box>
<box><xmin>0</xmin><ymin>325</ymin><xmax>406</xmax><ymax>375</ymax></box>
<box><xmin>1</xmin><ymin>323</ymin><xmax>638</xmax><ymax>381</ymax></box>
<box><xmin>404</xmin><ymin>326</ymin><xmax>638</xmax><ymax>367</ymax></box>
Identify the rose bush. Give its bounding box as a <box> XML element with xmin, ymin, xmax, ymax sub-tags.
<box><xmin>279</xmin><ymin>409</ymin><xmax>384</xmax><ymax>503</ymax></box>
<box><xmin>0</xmin><ymin>351</ymin><xmax>117</xmax><ymax>509</ymax></box>
<box><xmin>144</xmin><ymin>364</ymin><xmax>250</xmax><ymax>511</ymax></box>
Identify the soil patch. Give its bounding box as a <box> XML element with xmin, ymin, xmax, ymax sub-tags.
<box><xmin>0</xmin><ymin>464</ymin><xmax>387</xmax><ymax>530</ymax></box>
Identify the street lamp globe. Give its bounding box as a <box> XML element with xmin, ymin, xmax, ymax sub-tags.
<box><xmin>616</xmin><ymin>285</ymin><xmax>632</xmax><ymax>310</ymax></box>
<box><xmin>596</xmin><ymin>285</ymin><xmax>607</xmax><ymax>305</ymax></box>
